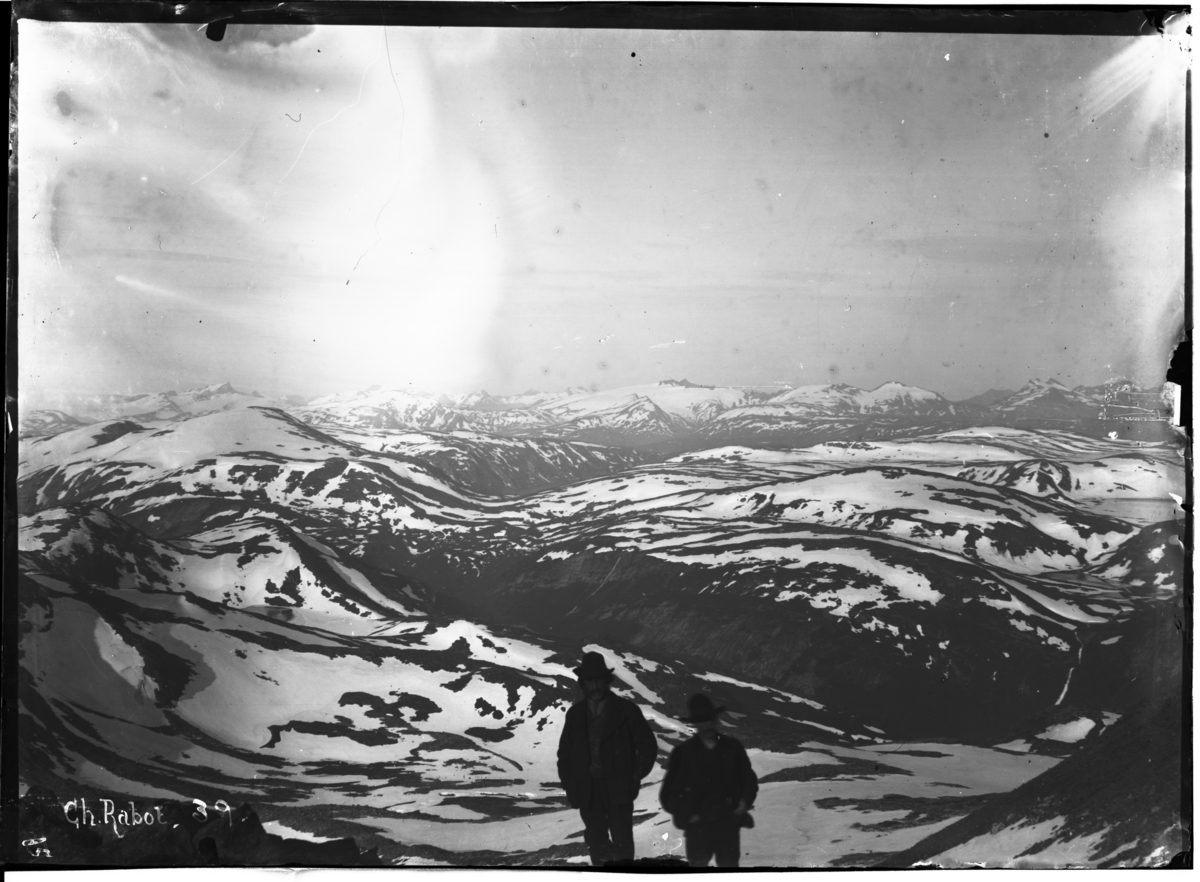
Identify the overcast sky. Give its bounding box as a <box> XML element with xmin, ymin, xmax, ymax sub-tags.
<box><xmin>18</xmin><ymin>19</ymin><xmax>1187</xmax><ymax>403</ymax></box>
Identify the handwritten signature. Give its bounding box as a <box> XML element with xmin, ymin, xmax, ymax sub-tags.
<box><xmin>56</xmin><ymin>797</ymin><xmax>236</xmax><ymax>843</ymax></box>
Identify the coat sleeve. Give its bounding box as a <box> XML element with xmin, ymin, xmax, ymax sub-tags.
<box><xmin>630</xmin><ymin>703</ymin><xmax>659</xmax><ymax>781</ymax></box>
<box><xmin>659</xmin><ymin>746</ymin><xmax>684</xmax><ymax>816</ymax></box>
<box><xmin>556</xmin><ymin>709</ymin><xmax>573</xmax><ymax>792</ymax></box>
<box><xmin>736</xmin><ymin>741</ymin><xmax>759</xmax><ymax>808</ymax></box>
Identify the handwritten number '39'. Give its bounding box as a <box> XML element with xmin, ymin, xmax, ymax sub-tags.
<box><xmin>191</xmin><ymin>799</ymin><xmax>232</xmax><ymax>823</ymax></box>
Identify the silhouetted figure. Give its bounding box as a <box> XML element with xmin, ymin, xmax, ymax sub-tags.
<box><xmin>557</xmin><ymin>651</ymin><xmax>658</xmax><ymax>866</ymax></box>
<box><xmin>660</xmin><ymin>693</ymin><xmax>758</xmax><ymax>868</ymax></box>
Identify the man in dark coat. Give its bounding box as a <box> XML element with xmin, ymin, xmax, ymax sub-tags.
<box><xmin>557</xmin><ymin>652</ymin><xmax>658</xmax><ymax>866</ymax></box>
<box><xmin>660</xmin><ymin>693</ymin><xmax>758</xmax><ymax>868</ymax></box>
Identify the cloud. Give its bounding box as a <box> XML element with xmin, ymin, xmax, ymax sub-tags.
<box><xmin>114</xmin><ymin>274</ymin><xmax>210</xmax><ymax>309</ymax></box>
<box><xmin>19</xmin><ymin>22</ymin><xmax>513</xmax><ymax>399</ymax></box>
<box><xmin>649</xmin><ymin>339</ymin><xmax>686</xmax><ymax>349</ymax></box>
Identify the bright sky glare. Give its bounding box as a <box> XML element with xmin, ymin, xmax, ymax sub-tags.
<box><xmin>17</xmin><ymin>19</ymin><xmax>1188</xmax><ymax>402</ymax></box>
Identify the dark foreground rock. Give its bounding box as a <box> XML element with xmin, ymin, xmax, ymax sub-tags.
<box><xmin>17</xmin><ymin>786</ymin><xmax>383</xmax><ymax>867</ymax></box>
<box><xmin>872</xmin><ymin>690</ymin><xmax>1188</xmax><ymax>868</ymax></box>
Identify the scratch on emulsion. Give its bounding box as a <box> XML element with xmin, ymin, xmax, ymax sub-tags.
<box><xmin>278</xmin><ymin>34</ymin><xmax>385</xmax><ymax>185</ymax></box>
<box><xmin>189</xmin><ymin>128</ymin><xmax>256</xmax><ymax>186</ymax></box>
<box><xmin>350</xmin><ymin>28</ymin><xmax>408</xmax><ymax>276</ymax></box>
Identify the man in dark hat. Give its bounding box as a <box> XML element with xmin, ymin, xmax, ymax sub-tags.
<box><xmin>557</xmin><ymin>651</ymin><xmax>659</xmax><ymax>866</ymax></box>
<box><xmin>660</xmin><ymin>693</ymin><xmax>758</xmax><ymax>868</ymax></box>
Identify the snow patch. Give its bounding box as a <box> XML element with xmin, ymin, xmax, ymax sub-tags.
<box><xmin>1008</xmin><ymin>584</ymin><xmax>1107</xmax><ymax>624</ymax></box>
<box><xmin>261</xmin><ymin>821</ymin><xmax>338</xmax><ymax>843</ymax></box>
<box><xmin>1037</xmin><ymin>717</ymin><xmax>1095</xmax><ymax>743</ymax></box>
<box><xmin>992</xmin><ymin>739</ymin><xmax>1032</xmax><ymax>753</ymax></box>
<box><xmin>94</xmin><ymin>618</ymin><xmax>157</xmax><ymax>699</ymax></box>
<box><xmin>695</xmin><ymin>671</ymin><xmax>823</xmax><ymax>709</ymax></box>
<box><xmin>935</xmin><ymin>815</ymin><xmax>1116</xmax><ymax>867</ymax></box>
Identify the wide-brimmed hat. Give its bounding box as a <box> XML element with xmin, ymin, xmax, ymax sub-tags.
<box><xmin>574</xmin><ymin>651</ymin><xmax>616</xmax><ymax>681</ymax></box>
<box><xmin>680</xmin><ymin>693</ymin><xmax>726</xmax><ymax>723</ymax></box>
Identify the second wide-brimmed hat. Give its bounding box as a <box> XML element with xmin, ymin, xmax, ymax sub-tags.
<box><xmin>574</xmin><ymin>651</ymin><xmax>616</xmax><ymax>680</ymax></box>
<box><xmin>680</xmin><ymin>693</ymin><xmax>726</xmax><ymax>723</ymax></box>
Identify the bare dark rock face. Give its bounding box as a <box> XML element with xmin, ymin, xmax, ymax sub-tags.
<box><xmin>872</xmin><ymin>686</ymin><xmax>1187</xmax><ymax>868</ymax></box>
<box><xmin>18</xmin><ymin>786</ymin><xmax>382</xmax><ymax>867</ymax></box>
<box><xmin>444</xmin><ymin>543</ymin><xmax>1170</xmax><ymax>744</ymax></box>
<box><xmin>1086</xmin><ymin>519</ymin><xmax>1185</xmax><ymax>592</ymax></box>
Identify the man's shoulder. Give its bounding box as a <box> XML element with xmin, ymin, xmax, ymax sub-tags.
<box><xmin>718</xmin><ymin>734</ymin><xmax>749</xmax><ymax>754</ymax></box>
<box><xmin>671</xmin><ymin>736</ymin><xmax>720</xmax><ymax>766</ymax></box>
<box><xmin>609</xmin><ymin>693</ymin><xmax>645</xmax><ymax>715</ymax></box>
<box><xmin>672</xmin><ymin>737</ymin><xmax>698</xmax><ymax>754</ymax></box>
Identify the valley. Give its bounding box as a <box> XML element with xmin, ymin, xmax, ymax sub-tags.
<box><xmin>15</xmin><ymin>379</ymin><xmax>1186</xmax><ymax>867</ymax></box>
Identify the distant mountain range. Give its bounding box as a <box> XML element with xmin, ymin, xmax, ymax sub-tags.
<box><xmin>18</xmin><ymin>404</ymin><xmax>1184</xmax><ymax>746</ymax></box>
<box><xmin>16</xmin><ymin>381</ymin><xmax>1184</xmax><ymax>866</ymax></box>
<box><xmin>22</xmin><ymin>377</ymin><xmax>1175</xmax><ymax>448</ymax></box>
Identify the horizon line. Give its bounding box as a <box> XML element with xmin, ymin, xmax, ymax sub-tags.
<box><xmin>20</xmin><ymin>373</ymin><xmax>1164</xmax><ymax>412</ymax></box>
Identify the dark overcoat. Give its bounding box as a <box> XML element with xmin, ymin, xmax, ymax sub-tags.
<box><xmin>557</xmin><ymin>694</ymin><xmax>658</xmax><ymax>808</ymax></box>
<box><xmin>660</xmin><ymin>732</ymin><xmax>758</xmax><ymax>825</ymax></box>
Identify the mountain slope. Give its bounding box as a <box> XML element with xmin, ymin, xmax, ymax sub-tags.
<box><xmin>959</xmin><ymin>388</ymin><xmax>1017</xmax><ymax>408</ymax></box>
<box><xmin>292</xmin><ymin>388</ymin><xmax>472</xmax><ymax>433</ymax></box>
<box><xmin>25</xmin><ymin>384</ymin><xmax>281</xmax><ymax>428</ymax></box>
<box><xmin>958</xmin><ymin>455</ymin><xmax>1183</xmax><ymax>504</ymax></box>
<box><xmin>543</xmin><ymin>380</ymin><xmax>765</xmax><ymax>425</ymax></box>
<box><xmin>1084</xmin><ymin>520</ymin><xmax>1184</xmax><ymax>593</ymax></box>
<box><xmin>15</xmin><ymin>388</ymin><xmax>1184</xmax><ymax>867</ymax></box>
<box><xmin>24</xmin><ymin>377</ymin><xmax>1176</xmax><ymax>452</ymax></box>
<box><xmin>525</xmin><ymin>396</ymin><xmax>693</xmax><ymax>445</ymax></box>
<box><xmin>19</xmin><ymin>410</ymin><xmax>87</xmax><ymax>439</ymax></box>
<box><xmin>875</xmin><ymin>689</ymin><xmax>1184</xmax><ymax>867</ymax></box>
<box><xmin>21</xmin><ymin>505</ymin><xmax>420</xmax><ymax>625</ymax></box>
<box><xmin>18</xmin><ymin>408</ymin><xmax>1180</xmax><ymax>744</ymax></box>
<box><xmin>326</xmin><ymin>428</ymin><xmax>650</xmax><ymax>497</ymax></box>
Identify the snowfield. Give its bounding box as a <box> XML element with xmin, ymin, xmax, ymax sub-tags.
<box><xmin>15</xmin><ymin>399</ymin><xmax>1183</xmax><ymax>867</ymax></box>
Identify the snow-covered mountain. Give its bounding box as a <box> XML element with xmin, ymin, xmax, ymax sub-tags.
<box><xmin>22</xmin><ymin>384</ymin><xmax>279</xmax><ymax>432</ymax></box>
<box><xmin>856</xmin><ymin>381</ymin><xmax>954</xmax><ymax>412</ymax></box>
<box><xmin>293</xmin><ymin>387</ymin><xmax>474</xmax><ymax>432</ymax></box>
<box><xmin>323</xmin><ymin>427</ymin><xmax>650</xmax><ymax>496</ymax></box>
<box><xmin>527</xmin><ymin>395</ymin><xmax>692</xmax><ymax>445</ymax></box>
<box><xmin>289</xmin><ymin>380</ymin><xmax>761</xmax><ymax>442</ymax></box>
<box><xmin>958</xmin><ymin>388</ymin><xmax>1017</xmax><ymax>408</ymax></box>
<box><xmin>20</xmin><ymin>378</ymin><xmax>1174</xmax><ymax>452</ymax></box>
<box><xmin>1084</xmin><ymin>520</ymin><xmax>1184</xmax><ymax>593</ymax></box>
<box><xmin>493</xmin><ymin>387</ymin><xmax>590</xmax><ymax>409</ymax></box>
<box><xmin>85</xmin><ymin>391</ymin><xmax>184</xmax><ymax>421</ymax></box>
<box><xmin>765</xmin><ymin>382</ymin><xmax>963</xmax><ymax>416</ymax></box>
<box><xmin>991</xmin><ymin>378</ymin><xmax>1104</xmax><ymax>419</ymax></box>
<box><xmin>542</xmin><ymin>380</ymin><xmax>768</xmax><ymax>424</ymax></box>
<box><xmin>690</xmin><ymin>382</ymin><xmax>992</xmax><ymax>447</ymax></box>
<box><xmin>439</xmin><ymin>389</ymin><xmax>505</xmax><ymax>410</ymax></box>
<box><xmin>173</xmin><ymin>381</ymin><xmax>258</xmax><ymax>404</ymax></box>
<box><xmin>293</xmin><ymin>387</ymin><xmax>564</xmax><ymax>436</ymax></box>
<box><xmin>440</xmin><ymin>388</ymin><xmax>586</xmax><ymax>411</ymax></box>
<box><xmin>22</xmin><ymin>505</ymin><xmax>420</xmax><ymax>623</ymax></box>
<box><xmin>18</xmin><ymin>407</ymin><xmax>1181</xmax><ymax>738</ymax></box>
<box><xmin>956</xmin><ymin>459</ymin><xmax>1076</xmax><ymax>498</ymax></box>
<box><xmin>695</xmin><ymin>412</ymin><xmax>962</xmax><ymax>448</ymax></box>
<box><xmin>957</xmin><ymin>454</ymin><xmax>1183</xmax><ymax>504</ymax></box>
<box><xmin>15</xmin><ymin>396</ymin><xmax>1184</xmax><ymax>866</ymax></box>
<box><xmin>877</xmin><ymin>689</ymin><xmax>1183</xmax><ymax>868</ymax></box>
<box><xmin>19</xmin><ymin>409</ymin><xmax>87</xmax><ymax>439</ymax></box>
<box><xmin>765</xmin><ymin>382</ymin><xmax>866</xmax><ymax>411</ymax></box>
